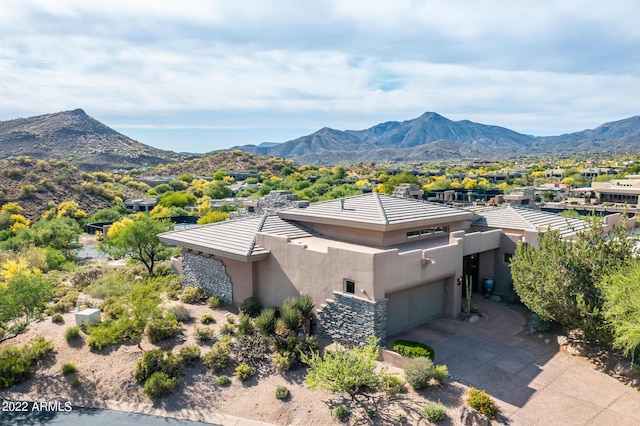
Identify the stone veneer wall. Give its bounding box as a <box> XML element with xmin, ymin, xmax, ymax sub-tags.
<box><xmin>231</xmin><ymin>190</ymin><xmax>304</xmax><ymax>219</ymax></box>
<box><xmin>181</xmin><ymin>252</ymin><xmax>233</xmax><ymax>304</ymax></box>
<box><xmin>317</xmin><ymin>292</ymin><xmax>388</xmax><ymax>346</ymax></box>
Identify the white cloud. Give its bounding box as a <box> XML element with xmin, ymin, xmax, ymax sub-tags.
<box><xmin>0</xmin><ymin>1</ymin><xmax>639</xmax><ymax>151</ymax></box>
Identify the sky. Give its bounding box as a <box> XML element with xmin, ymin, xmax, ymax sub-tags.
<box><xmin>1</xmin><ymin>1</ymin><xmax>639</xmax><ymax>153</ymax></box>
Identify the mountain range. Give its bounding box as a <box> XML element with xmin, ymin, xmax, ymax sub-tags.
<box><xmin>233</xmin><ymin>112</ymin><xmax>640</xmax><ymax>164</ymax></box>
<box><xmin>0</xmin><ymin>109</ymin><xmax>183</xmax><ymax>171</ymax></box>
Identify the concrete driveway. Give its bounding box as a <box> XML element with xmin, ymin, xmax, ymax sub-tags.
<box><xmin>390</xmin><ymin>297</ymin><xmax>640</xmax><ymax>425</ymax></box>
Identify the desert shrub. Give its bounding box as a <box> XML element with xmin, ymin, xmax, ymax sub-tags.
<box><xmin>226</xmin><ymin>315</ymin><xmax>236</xmax><ymax>324</ymax></box>
<box><xmin>232</xmin><ymin>334</ymin><xmax>269</xmax><ymax>366</ymax></box>
<box><xmin>203</xmin><ymin>343</ymin><xmax>230</xmax><ymax>372</ymax></box>
<box><xmin>216</xmin><ymin>375</ymin><xmax>231</xmax><ymax>386</ymax></box>
<box><xmin>71</xmin><ymin>376</ymin><xmax>81</xmax><ymax>387</ymax></box>
<box><xmin>87</xmin><ymin>318</ymin><xmax>138</xmax><ymax>351</ymax></box>
<box><xmin>255</xmin><ymin>307</ymin><xmax>277</xmax><ymax>336</ymax></box>
<box><xmin>101</xmin><ymin>299</ymin><xmax>127</xmax><ymax>320</ymax></box>
<box><xmin>143</xmin><ymin>371</ymin><xmax>179</xmax><ymax>399</ymax></box>
<box><xmin>423</xmin><ymin>403</ymin><xmax>447</xmax><ymax>422</ymax></box>
<box><xmin>61</xmin><ymin>362</ymin><xmax>77</xmax><ymax>375</ymax></box>
<box><xmin>0</xmin><ymin>337</ymin><xmax>53</xmax><ymax>389</ymax></box>
<box><xmin>145</xmin><ymin>314</ymin><xmax>179</xmax><ymax>343</ymax></box>
<box><xmin>467</xmin><ymin>387</ymin><xmax>498</xmax><ymax>420</ymax></box>
<box><xmin>432</xmin><ymin>364</ymin><xmax>449</xmax><ymax>385</ymax></box>
<box><xmin>200</xmin><ymin>313</ymin><xmax>215</xmax><ymax>324</ymax></box>
<box><xmin>194</xmin><ymin>326</ymin><xmax>215</xmax><ymax>342</ymax></box>
<box><xmin>382</xmin><ymin>374</ymin><xmax>405</xmax><ymax>395</ymax></box>
<box><xmin>275</xmin><ymin>385</ymin><xmax>290</xmax><ymax>400</ymax></box>
<box><xmin>167</xmin><ymin>304</ymin><xmax>191</xmax><ymax>322</ymax></box>
<box><xmin>134</xmin><ymin>349</ymin><xmax>183</xmax><ymax>383</ymax></box>
<box><xmin>178</xmin><ymin>345</ymin><xmax>201</xmax><ymax>366</ymax></box>
<box><xmin>331</xmin><ymin>405</ymin><xmax>350</xmax><ymax>421</ymax></box>
<box><xmin>392</xmin><ymin>339</ymin><xmax>435</xmax><ymax>360</ymax></box>
<box><xmin>403</xmin><ymin>356</ymin><xmax>434</xmax><ymax>390</ymax></box>
<box><xmin>237</xmin><ymin>314</ymin><xmax>255</xmax><ymax>336</ymax></box>
<box><xmin>179</xmin><ymin>286</ymin><xmax>207</xmax><ymax>304</ymax></box>
<box><xmin>220</xmin><ymin>323</ymin><xmax>235</xmax><ymax>335</ymax></box>
<box><xmin>64</xmin><ymin>326</ymin><xmax>81</xmax><ymax>342</ymax></box>
<box><xmin>52</xmin><ymin>313</ymin><xmax>65</xmax><ymax>324</ymax></box>
<box><xmin>207</xmin><ymin>295</ymin><xmax>223</xmax><ymax>309</ymax></box>
<box><xmin>234</xmin><ymin>364</ymin><xmax>255</xmax><ymax>381</ymax></box>
<box><xmin>238</xmin><ymin>296</ymin><xmax>261</xmax><ymax>317</ymax></box>
<box><xmin>71</xmin><ymin>268</ymin><xmax>105</xmax><ymax>291</ymax></box>
<box><xmin>273</xmin><ymin>351</ymin><xmax>295</xmax><ymax>373</ymax></box>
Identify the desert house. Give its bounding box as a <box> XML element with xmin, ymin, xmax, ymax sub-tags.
<box><xmin>158</xmin><ymin>192</ymin><xmax>632</xmax><ymax>345</ymax></box>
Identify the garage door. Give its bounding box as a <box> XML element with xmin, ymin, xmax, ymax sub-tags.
<box><xmin>386</xmin><ymin>280</ymin><xmax>444</xmax><ymax>336</ymax></box>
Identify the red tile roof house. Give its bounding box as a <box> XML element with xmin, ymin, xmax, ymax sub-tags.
<box><xmin>158</xmin><ymin>193</ymin><xmax>630</xmax><ymax>345</ymax></box>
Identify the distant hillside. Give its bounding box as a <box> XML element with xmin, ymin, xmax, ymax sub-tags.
<box><xmin>0</xmin><ymin>109</ymin><xmax>183</xmax><ymax>171</ymax></box>
<box><xmin>145</xmin><ymin>150</ymin><xmax>298</xmax><ymax>178</ymax></box>
<box><xmin>233</xmin><ymin>112</ymin><xmax>640</xmax><ymax>164</ymax></box>
<box><xmin>0</xmin><ymin>157</ymin><xmax>146</xmax><ymax>221</ymax></box>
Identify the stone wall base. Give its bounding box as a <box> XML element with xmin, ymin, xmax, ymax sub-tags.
<box><xmin>181</xmin><ymin>252</ymin><xmax>233</xmax><ymax>304</ymax></box>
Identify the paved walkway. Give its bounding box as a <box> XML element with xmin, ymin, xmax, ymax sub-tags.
<box><xmin>391</xmin><ymin>297</ymin><xmax>640</xmax><ymax>425</ymax></box>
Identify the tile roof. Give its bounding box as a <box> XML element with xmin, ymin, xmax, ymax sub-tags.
<box><xmin>474</xmin><ymin>206</ymin><xmax>586</xmax><ymax>237</ymax></box>
<box><xmin>278</xmin><ymin>192</ymin><xmax>473</xmax><ymax>228</ymax></box>
<box><xmin>158</xmin><ymin>215</ymin><xmax>314</xmax><ymax>261</ymax></box>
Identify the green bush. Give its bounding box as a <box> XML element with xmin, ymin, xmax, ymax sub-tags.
<box><xmin>403</xmin><ymin>356</ymin><xmax>434</xmax><ymax>390</ymax></box>
<box><xmin>273</xmin><ymin>351</ymin><xmax>295</xmax><ymax>373</ymax></box>
<box><xmin>179</xmin><ymin>287</ymin><xmax>207</xmax><ymax>304</ymax></box>
<box><xmin>238</xmin><ymin>296</ymin><xmax>261</xmax><ymax>317</ymax></box>
<box><xmin>382</xmin><ymin>374</ymin><xmax>405</xmax><ymax>395</ymax></box>
<box><xmin>61</xmin><ymin>362</ymin><xmax>77</xmax><ymax>375</ymax></box>
<box><xmin>143</xmin><ymin>371</ymin><xmax>179</xmax><ymax>399</ymax></box>
<box><xmin>64</xmin><ymin>326</ymin><xmax>81</xmax><ymax>342</ymax></box>
<box><xmin>531</xmin><ymin>313</ymin><xmax>552</xmax><ymax>332</ymax></box>
<box><xmin>392</xmin><ymin>339</ymin><xmax>435</xmax><ymax>360</ymax></box>
<box><xmin>216</xmin><ymin>375</ymin><xmax>231</xmax><ymax>386</ymax></box>
<box><xmin>467</xmin><ymin>387</ymin><xmax>498</xmax><ymax>420</ymax></box>
<box><xmin>71</xmin><ymin>376</ymin><xmax>81</xmax><ymax>388</ymax></box>
<box><xmin>331</xmin><ymin>405</ymin><xmax>350</xmax><ymax>422</ymax></box>
<box><xmin>145</xmin><ymin>314</ymin><xmax>179</xmax><ymax>343</ymax></box>
<box><xmin>194</xmin><ymin>326</ymin><xmax>215</xmax><ymax>342</ymax></box>
<box><xmin>207</xmin><ymin>295</ymin><xmax>223</xmax><ymax>309</ymax></box>
<box><xmin>234</xmin><ymin>364</ymin><xmax>255</xmax><ymax>381</ymax></box>
<box><xmin>432</xmin><ymin>364</ymin><xmax>449</xmax><ymax>385</ymax></box>
<box><xmin>178</xmin><ymin>345</ymin><xmax>201</xmax><ymax>366</ymax></box>
<box><xmin>423</xmin><ymin>403</ymin><xmax>447</xmax><ymax>422</ymax></box>
<box><xmin>0</xmin><ymin>337</ymin><xmax>53</xmax><ymax>389</ymax></box>
<box><xmin>220</xmin><ymin>323</ymin><xmax>235</xmax><ymax>335</ymax></box>
<box><xmin>237</xmin><ymin>314</ymin><xmax>255</xmax><ymax>336</ymax></box>
<box><xmin>200</xmin><ymin>313</ymin><xmax>215</xmax><ymax>324</ymax></box>
<box><xmin>203</xmin><ymin>343</ymin><xmax>230</xmax><ymax>372</ymax></box>
<box><xmin>167</xmin><ymin>304</ymin><xmax>191</xmax><ymax>322</ymax></box>
<box><xmin>134</xmin><ymin>349</ymin><xmax>183</xmax><ymax>383</ymax></box>
<box><xmin>52</xmin><ymin>313</ymin><xmax>65</xmax><ymax>324</ymax></box>
<box><xmin>275</xmin><ymin>385</ymin><xmax>290</xmax><ymax>400</ymax></box>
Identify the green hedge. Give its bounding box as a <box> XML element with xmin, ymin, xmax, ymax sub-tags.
<box><xmin>392</xmin><ymin>339</ymin><xmax>435</xmax><ymax>360</ymax></box>
<box><xmin>0</xmin><ymin>337</ymin><xmax>53</xmax><ymax>389</ymax></box>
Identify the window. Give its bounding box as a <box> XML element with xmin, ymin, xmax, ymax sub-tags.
<box><xmin>344</xmin><ymin>279</ymin><xmax>355</xmax><ymax>294</ymax></box>
<box><xmin>406</xmin><ymin>225</ymin><xmax>449</xmax><ymax>239</ymax></box>
<box><xmin>504</xmin><ymin>253</ymin><xmax>513</xmax><ymax>263</ymax></box>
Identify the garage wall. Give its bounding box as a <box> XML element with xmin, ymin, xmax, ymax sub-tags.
<box><xmin>386</xmin><ymin>280</ymin><xmax>444</xmax><ymax>336</ymax></box>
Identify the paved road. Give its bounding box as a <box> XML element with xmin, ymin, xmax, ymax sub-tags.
<box><xmin>0</xmin><ymin>399</ymin><xmax>275</xmax><ymax>426</ymax></box>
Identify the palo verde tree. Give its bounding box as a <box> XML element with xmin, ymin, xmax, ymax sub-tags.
<box><xmin>0</xmin><ymin>273</ymin><xmax>54</xmax><ymax>342</ymax></box>
<box><xmin>510</xmin><ymin>216</ymin><xmax>636</xmax><ymax>342</ymax></box>
<box><xmin>104</xmin><ymin>214</ymin><xmax>172</xmax><ymax>276</ymax></box>
<box><xmin>301</xmin><ymin>336</ymin><xmax>387</xmax><ymax>401</ymax></box>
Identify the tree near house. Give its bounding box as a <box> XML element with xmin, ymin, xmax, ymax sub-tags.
<box><xmin>104</xmin><ymin>214</ymin><xmax>172</xmax><ymax>276</ymax></box>
<box><xmin>510</xmin><ymin>217</ymin><xmax>636</xmax><ymax>342</ymax></box>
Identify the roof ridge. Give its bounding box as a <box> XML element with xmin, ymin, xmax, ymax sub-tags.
<box><xmin>247</xmin><ymin>214</ymin><xmax>269</xmax><ymax>256</ymax></box>
<box><xmin>374</xmin><ymin>192</ymin><xmax>390</xmax><ymax>224</ymax></box>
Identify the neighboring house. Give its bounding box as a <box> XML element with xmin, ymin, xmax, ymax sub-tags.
<box><xmin>157</xmin><ymin>192</ymin><xmax>631</xmax><ymax>346</ymax></box>
<box><xmin>124</xmin><ymin>197</ymin><xmax>159</xmax><ymax>213</ymax></box>
<box><xmin>591</xmin><ymin>175</ymin><xmax>640</xmax><ymax>206</ymax></box>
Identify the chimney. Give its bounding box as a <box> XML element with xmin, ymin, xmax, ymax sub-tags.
<box><xmin>340</xmin><ymin>198</ymin><xmax>345</xmax><ymax>210</ymax></box>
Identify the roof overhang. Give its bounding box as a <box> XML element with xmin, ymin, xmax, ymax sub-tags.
<box><xmin>158</xmin><ymin>234</ymin><xmax>269</xmax><ymax>263</ymax></box>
